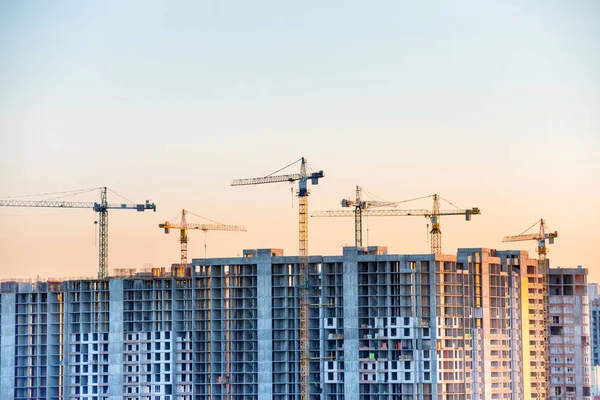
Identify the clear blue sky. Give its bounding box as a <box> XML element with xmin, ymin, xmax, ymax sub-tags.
<box><xmin>1</xmin><ymin>1</ymin><xmax>598</xmax><ymax>280</ymax></box>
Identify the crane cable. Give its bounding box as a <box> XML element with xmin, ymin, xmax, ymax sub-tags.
<box><xmin>265</xmin><ymin>157</ymin><xmax>303</xmax><ymax>177</ymax></box>
<box><xmin>169</xmin><ymin>209</ymin><xmax>229</xmax><ymax>226</ymax></box>
<box><xmin>108</xmin><ymin>188</ymin><xmax>138</xmax><ymax>205</ymax></box>
<box><xmin>0</xmin><ymin>187</ymin><xmax>101</xmax><ymax>200</ymax></box>
<box><xmin>519</xmin><ymin>219</ymin><xmax>544</xmax><ymax>236</ymax></box>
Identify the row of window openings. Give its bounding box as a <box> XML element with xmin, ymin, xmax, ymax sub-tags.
<box><xmin>127</xmin><ymin>364</ymin><xmax>171</xmax><ymax>374</ymax></box>
<box><xmin>70</xmin><ymin>355</ymin><xmax>108</xmax><ymax>364</ymax></box>
<box><xmin>552</xmin><ymin>367</ymin><xmax>577</xmax><ymax>374</ymax></box>
<box><xmin>71</xmin><ymin>385</ymin><xmax>109</xmax><ymax>395</ymax></box>
<box><xmin>71</xmin><ymin>364</ymin><xmax>106</xmax><ymax>374</ymax></box>
<box><xmin>125</xmin><ymin>342</ymin><xmax>171</xmax><ymax>351</ymax></box>
<box><xmin>359</xmin><ymin>372</ymin><xmax>426</xmax><ymax>382</ymax></box>
<box><xmin>72</xmin><ymin>375</ymin><xmax>108</xmax><ymax>385</ymax></box>
<box><xmin>354</xmin><ymin>361</ymin><xmax>429</xmax><ymax>371</ymax></box>
<box><xmin>125</xmin><ymin>374</ymin><xmax>171</xmax><ymax>383</ymax></box>
<box><xmin>126</xmin><ymin>353</ymin><xmax>173</xmax><ymax>362</ymax></box>
<box><xmin>126</xmin><ymin>386</ymin><xmax>173</xmax><ymax>397</ymax></box>
<box><xmin>71</xmin><ymin>343</ymin><xmax>109</xmax><ymax>353</ymax></box>
<box><xmin>71</xmin><ymin>333</ymin><xmax>109</xmax><ymax>342</ymax></box>
<box><xmin>126</xmin><ymin>332</ymin><xmax>171</xmax><ymax>341</ymax></box>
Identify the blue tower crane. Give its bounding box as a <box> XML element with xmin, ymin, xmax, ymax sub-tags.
<box><xmin>0</xmin><ymin>187</ymin><xmax>156</xmax><ymax>278</ymax></box>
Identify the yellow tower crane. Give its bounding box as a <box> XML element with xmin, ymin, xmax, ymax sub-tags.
<box><xmin>313</xmin><ymin>193</ymin><xmax>480</xmax><ymax>254</ymax></box>
<box><xmin>502</xmin><ymin>218</ymin><xmax>557</xmax><ymax>400</ymax></box>
<box><xmin>160</xmin><ymin>209</ymin><xmax>245</xmax><ymax>400</ymax></box>
<box><xmin>232</xmin><ymin>157</ymin><xmax>323</xmax><ymax>400</ymax></box>
<box><xmin>502</xmin><ymin>218</ymin><xmax>558</xmax><ymax>255</ymax></box>
<box><xmin>159</xmin><ymin>209</ymin><xmax>246</xmax><ymax>267</ymax></box>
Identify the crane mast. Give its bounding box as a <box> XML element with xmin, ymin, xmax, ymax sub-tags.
<box><xmin>232</xmin><ymin>157</ymin><xmax>323</xmax><ymax>400</ymax></box>
<box><xmin>297</xmin><ymin>160</ymin><xmax>312</xmax><ymax>400</ymax></box>
<box><xmin>0</xmin><ymin>187</ymin><xmax>156</xmax><ymax>278</ymax></box>
<box><xmin>340</xmin><ymin>186</ymin><xmax>396</xmax><ymax>246</ymax></box>
<box><xmin>159</xmin><ymin>209</ymin><xmax>246</xmax><ymax>398</ymax></box>
<box><xmin>180</xmin><ymin>209</ymin><xmax>188</xmax><ymax>267</ymax></box>
<box><xmin>503</xmin><ymin>218</ymin><xmax>557</xmax><ymax>400</ymax></box>
<box><xmin>430</xmin><ymin>194</ymin><xmax>442</xmax><ymax>255</ymax></box>
<box><xmin>98</xmin><ymin>187</ymin><xmax>109</xmax><ymax>279</ymax></box>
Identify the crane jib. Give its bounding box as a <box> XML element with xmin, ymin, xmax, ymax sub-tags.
<box><xmin>93</xmin><ymin>203</ymin><xmax>157</xmax><ymax>212</ymax></box>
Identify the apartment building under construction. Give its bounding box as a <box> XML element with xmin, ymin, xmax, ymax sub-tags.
<box><xmin>548</xmin><ymin>267</ymin><xmax>592</xmax><ymax>399</ymax></box>
<box><xmin>0</xmin><ymin>246</ymin><xmax>586</xmax><ymax>400</ymax></box>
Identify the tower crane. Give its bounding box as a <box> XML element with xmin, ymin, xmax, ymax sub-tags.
<box><xmin>232</xmin><ymin>157</ymin><xmax>323</xmax><ymax>400</ymax></box>
<box><xmin>502</xmin><ymin>218</ymin><xmax>558</xmax><ymax>256</ymax></box>
<box><xmin>313</xmin><ymin>193</ymin><xmax>480</xmax><ymax>254</ymax></box>
<box><xmin>0</xmin><ymin>187</ymin><xmax>156</xmax><ymax>278</ymax></box>
<box><xmin>160</xmin><ymin>209</ymin><xmax>245</xmax><ymax>399</ymax></box>
<box><xmin>339</xmin><ymin>186</ymin><xmax>396</xmax><ymax>246</ymax></box>
<box><xmin>159</xmin><ymin>209</ymin><xmax>246</xmax><ymax>267</ymax></box>
<box><xmin>502</xmin><ymin>218</ymin><xmax>557</xmax><ymax>400</ymax></box>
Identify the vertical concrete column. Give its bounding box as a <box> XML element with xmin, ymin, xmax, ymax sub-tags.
<box><xmin>1</xmin><ymin>293</ymin><xmax>15</xmax><ymax>400</ymax></box>
<box><xmin>429</xmin><ymin>256</ymin><xmax>439</xmax><ymax>400</ymax></box>
<box><xmin>46</xmin><ymin>292</ymin><xmax>60</xmax><ymax>399</ymax></box>
<box><xmin>210</xmin><ymin>266</ymin><xmax>223</xmax><ymax>397</ymax></box>
<box><xmin>508</xmin><ymin>270</ymin><xmax>523</xmax><ymax>400</ymax></box>
<box><xmin>342</xmin><ymin>247</ymin><xmax>359</xmax><ymax>400</ymax></box>
<box><xmin>519</xmin><ymin>274</ymin><xmax>532</xmax><ymax>400</ymax></box>
<box><xmin>574</xmin><ymin>295</ymin><xmax>584</xmax><ymax>399</ymax></box>
<box><xmin>257</xmin><ymin>251</ymin><xmax>273</xmax><ymax>400</ymax></box>
<box><xmin>108</xmin><ymin>279</ymin><xmax>124</xmax><ymax>400</ymax></box>
<box><xmin>480</xmin><ymin>252</ymin><xmax>492</xmax><ymax>398</ymax></box>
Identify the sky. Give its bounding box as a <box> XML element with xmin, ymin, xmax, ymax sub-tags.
<box><xmin>0</xmin><ymin>1</ymin><xmax>598</xmax><ymax>281</ymax></box>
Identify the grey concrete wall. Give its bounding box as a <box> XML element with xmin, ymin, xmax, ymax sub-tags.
<box><xmin>257</xmin><ymin>251</ymin><xmax>273</xmax><ymax>399</ymax></box>
<box><xmin>509</xmin><ymin>272</ymin><xmax>523</xmax><ymax>400</ymax></box>
<box><xmin>574</xmin><ymin>295</ymin><xmax>585</xmax><ymax>399</ymax></box>
<box><xmin>593</xmin><ymin>306</ymin><xmax>600</xmax><ymax>365</ymax></box>
<box><xmin>427</xmin><ymin>256</ymin><xmax>438</xmax><ymax>400</ymax></box>
<box><xmin>1</xmin><ymin>293</ymin><xmax>15</xmax><ymax>400</ymax></box>
<box><xmin>210</xmin><ymin>266</ymin><xmax>223</xmax><ymax>397</ymax></box>
<box><xmin>342</xmin><ymin>247</ymin><xmax>359</xmax><ymax>400</ymax></box>
<box><xmin>480</xmin><ymin>251</ymin><xmax>493</xmax><ymax>399</ymax></box>
<box><xmin>47</xmin><ymin>292</ymin><xmax>62</xmax><ymax>400</ymax></box>
<box><xmin>108</xmin><ymin>279</ymin><xmax>124</xmax><ymax>400</ymax></box>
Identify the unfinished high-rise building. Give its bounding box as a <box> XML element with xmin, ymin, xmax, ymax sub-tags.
<box><xmin>548</xmin><ymin>267</ymin><xmax>592</xmax><ymax>399</ymax></box>
<box><xmin>524</xmin><ymin>258</ymin><xmax>550</xmax><ymax>400</ymax></box>
<box><xmin>590</xmin><ymin>297</ymin><xmax>600</xmax><ymax>367</ymax></box>
<box><xmin>0</xmin><ymin>246</ymin><xmax>560</xmax><ymax>400</ymax></box>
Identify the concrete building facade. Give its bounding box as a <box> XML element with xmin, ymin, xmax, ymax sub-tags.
<box><xmin>591</xmin><ymin>298</ymin><xmax>600</xmax><ymax>367</ymax></box>
<box><xmin>592</xmin><ymin>365</ymin><xmax>600</xmax><ymax>396</ymax></box>
<box><xmin>548</xmin><ymin>267</ymin><xmax>592</xmax><ymax>400</ymax></box>
<box><xmin>0</xmin><ymin>247</ymin><xmax>558</xmax><ymax>400</ymax></box>
<box><xmin>588</xmin><ymin>284</ymin><xmax>599</xmax><ymax>302</ymax></box>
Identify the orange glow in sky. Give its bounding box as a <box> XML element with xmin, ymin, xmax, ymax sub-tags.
<box><xmin>0</xmin><ymin>2</ymin><xmax>598</xmax><ymax>281</ymax></box>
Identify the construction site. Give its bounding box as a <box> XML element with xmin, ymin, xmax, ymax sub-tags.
<box><xmin>0</xmin><ymin>158</ymin><xmax>592</xmax><ymax>400</ymax></box>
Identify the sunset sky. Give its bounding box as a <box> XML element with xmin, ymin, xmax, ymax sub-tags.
<box><xmin>1</xmin><ymin>2</ymin><xmax>598</xmax><ymax>281</ymax></box>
